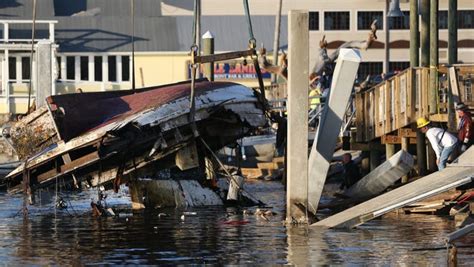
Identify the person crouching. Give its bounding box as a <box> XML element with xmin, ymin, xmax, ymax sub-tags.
<box><xmin>417</xmin><ymin>117</ymin><xmax>458</xmax><ymax>171</ymax></box>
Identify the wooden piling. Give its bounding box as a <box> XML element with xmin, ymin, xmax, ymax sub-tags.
<box><xmin>448</xmin><ymin>245</ymin><xmax>457</xmax><ymax>267</ymax></box>
<box><xmin>370</xmin><ymin>141</ymin><xmax>381</xmax><ymax>171</ymax></box>
<box><xmin>386</xmin><ymin>144</ymin><xmax>396</xmax><ymax>160</ymax></box>
<box><xmin>286</xmin><ymin>10</ymin><xmax>309</xmax><ymax>224</ymax></box>
<box><xmin>429</xmin><ymin>0</ymin><xmax>438</xmax><ymax>114</ymax></box>
<box><xmin>420</xmin><ymin>0</ymin><xmax>430</xmax><ymax>67</ymax></box>
<box><xmin>202</xmin><ymin>31</ymin><xmax>215</xmax><ymax>81</ymax></box>
<box><xmin>410</xmin><ymin>0</ymin><xmax>427</xmax><ymax>176</ymax></box>
<box><xmin>401</xmin><ymin>137</ymin><xmax>409</xmax><ymax>183</ymax></box>
<box><xmin>447</xmin><ymin>0</ymin><xmax>458</xmax><ymax>131</ymax></box>
<box><xmin>410</xmin><ymin>0</ymin><xmax>419</xmax><ymax>67</ymax></box>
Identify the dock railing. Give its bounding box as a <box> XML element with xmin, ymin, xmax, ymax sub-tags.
<box><xmin>355</xmin><ymin>65</ymin><xmax>474</xmax><ymax>143</ymax></box>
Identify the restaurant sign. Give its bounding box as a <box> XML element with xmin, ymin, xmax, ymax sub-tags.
<box><xmin>187</xmin><ymin>60</ymin><xmax>271</xmax><ymax>80</ymax></box>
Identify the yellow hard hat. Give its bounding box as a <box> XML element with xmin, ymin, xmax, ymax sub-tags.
<box><xmin>416</xmin><ymin>117</ymin><xmax>430</xmax><ymax>128</ymax></box>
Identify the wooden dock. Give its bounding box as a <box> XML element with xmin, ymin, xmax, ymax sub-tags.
<box><xmin>354</xmin><ymin>65</ymin><xmax>474</xmax><ymax>143</ymax></box>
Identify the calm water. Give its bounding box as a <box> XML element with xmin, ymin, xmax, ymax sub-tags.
<box><xmin>0</xmin><ymin>180</ymin><xmax>472</xmax><ymax>265</ymax></box>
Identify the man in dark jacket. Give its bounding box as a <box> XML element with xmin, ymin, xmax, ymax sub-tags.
<box><xmin>340</xmin><ymin>153</ymin><xmax>361</xmax><ymax>190</ymax></box>
<box><xmin>456</xmin><ymin>103</ymin><xmax>473</xmax><ymax>152</ymax></box>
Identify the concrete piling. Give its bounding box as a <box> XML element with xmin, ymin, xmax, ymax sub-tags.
<box><xmin>36</xmin><ymin>40</ymin><xmax>53</xmax><ymax>108</ymax></box>
<box><xmin>286</xmin><ymin>10</ymin><xmax>309</xmax><ymax>224</ymax></box>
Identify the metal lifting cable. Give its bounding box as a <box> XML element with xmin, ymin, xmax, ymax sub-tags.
<box><xmin>242</xmin><ymin>0</ymin><xmax>256</xmax><ymax>45</ymax></box>
<box><xmin>27</xmin><ymin>0</ymin><xmax>37</xmax><ymax>114</ymax></box>
<box><xmin>189</xmin><ymin>0</ymin><xmax>201</xmax><ymax>137</ymax></box>
<box><xmin>131</xmin><ymin>0</ymin><xmax>136</xmax><ymax>93</ymax></box>
<box><xmin>242</xmin><ymin>0</ymin><xmax>267</xmax><ymax>109</ymax></box>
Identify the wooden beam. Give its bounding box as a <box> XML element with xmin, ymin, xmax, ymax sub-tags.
<box><xmin>398</xmin><ymin>128</ymin><xmax>417</xmax><ymax>138</ymax></box>
<box><xmin>36</xmin><ymin>151</ymin><xmax>99</xmax><ymax>182</ymax></box>
<box><xmin>429</xmin><ymin>113</ymin><xmax>448</xmax><ymax>122</ymax></box>
<box><xmin>193</xmin><ymin>49</ymin><xmax>255</xmax><ymax>64</ymax></box>
<box><xmin>381</xmin><ymin>135</ymin><xmax>417</xmax><ymax>145</ymax></box>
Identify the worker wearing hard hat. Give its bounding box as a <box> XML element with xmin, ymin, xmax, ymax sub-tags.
<box><xmin>417</xmin><ymin>117</ymin><xmax>458</xmax><ymax>170</ymax></box>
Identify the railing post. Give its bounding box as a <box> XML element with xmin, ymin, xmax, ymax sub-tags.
<box><xmin>49</xmin><ymin>22</ymin><xmax>55</xmax><ymax>43</ymax></box>
<box><xmin>4</xmin><ymin>23</ymin><xmax>9</xmax><ymax>42</ymax></box>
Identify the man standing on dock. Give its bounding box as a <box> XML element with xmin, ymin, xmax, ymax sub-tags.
<box><xmin>455</xmin><ymin>103</ymin><xmax>473</xmax><ymax>152</ymax></box>
<box><xmin>417</xmin><ymin>118</ymin><xmax>458</xmax><ymax>171</ymax></box>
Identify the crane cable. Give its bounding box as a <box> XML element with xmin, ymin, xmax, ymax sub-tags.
<box><xmin>243</xmin><ymin>0</ymin><xmax>268</xmax><ymax>118</ymax></box>
<box><xmin>189</xmin><ymin>0</ymin><xmax>201</xmax><ymax>138</ymax></box>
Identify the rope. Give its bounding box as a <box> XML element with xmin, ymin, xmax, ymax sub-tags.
<box><xmin>26</xmin><ymin>0</ymin><xmax>37</xmax><ymax>114</ymax></box>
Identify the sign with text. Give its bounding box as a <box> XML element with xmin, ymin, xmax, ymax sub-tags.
<box><xmin>187</xmin><ymin>60</ymin><xmax>271</xmax><ymax>80</ymax></box>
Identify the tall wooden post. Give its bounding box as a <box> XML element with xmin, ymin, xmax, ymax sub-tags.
<box><xmin>410</xmin><ymin>0</ymin><xmax>420</xmax><ymax>67</ymax></box>
<box><xmin>448</xmin><ymin>0</ymin><xmax>457</xmax><ymax>65</ymax></box>
<box><xmin>202</xmin><ymin>31</ymin><xmax>215</xmax><ymax>81</ymax></box>
<box><xmin>370</xmin><ymin>144</ymin><xmax>382</xmax><ymax>171</ymax></box>
<box><xmin>420</xmin><ymin>0</ymin><xmax>432</xmax><ymax>173</ymax></box>
<box><xmin>411</xmin><ymin>0</ymin><xmax>427</xmax><ymax>176</ymax></box>
<box><xmin>386</xmin><ymin>144</ymin><xmax>396</xmax><ymax>160</ymax></box>
<box><xmin>401</xmin><ymin>137</ymin><xmax>409</xmax><ymax>183</ymax></box>
<box><xmin>427</xmin><ymin>0</ymin><xmax>439</xmax><ymax>172</ymax></box>
<box><xmin>447</xmin><ymin>0</ymin><xmax>458</xmax><ymax>131</ymax></box>
<box><xmin>429</xmin><ymin>0</ymin><xmax>438</xmax><ymax>114</ymax></box>
<box><xmin>286</xmin><ymin>10</ymin><xmax>309</xmax><ymax>224</ymax></box>
<box><xmin>420</xmin><ymin>0</ymin><xmax>430</xmax><ymax>67</ymax></box>
<box><xmin>384</xmin><ymin>0</ymin><xmax>390</xmax><ymax>73</ymax></box>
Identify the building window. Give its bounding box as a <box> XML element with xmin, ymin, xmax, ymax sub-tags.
<box><xmin>108</xmin><ymin>56</ymin><xmax>117</xmax><ymax>82</ymax></box>
<box><xmin>8</xmin><ymin>57</ymin><xmax>16</xmax><ymax>81</ymax></box>
<box><xmin>358</xmin><ymin>11</ymin><xmax>383</xmax><ymax>30</ymax></box>
<box><xmin>94</xmin><ymin>56</ymin><xmax>102</xmax><ymax>81</ymax></box>
<box><xmin>358</xmin><ymin>62</ymin><xmax>383</xmax><ymax>82</ymax></box>
<box><xmin>439</xmin><ymin>11</ymin><xmax>448</xmax><ymax>29</ymax></box>
<box><xmin>459</xmin><ymin>10</ymin><xmax>474</xmax><ymax>29</ymax></box>
<box><xmin>53</xmin><ymin>0</ymin><xmax>86</xmax><ymax>16</ymax></box>
<box><xmin>389</xmin><ymin>61</ymin><xmax>410</xmax><ymax>72</ymax></box>
<box><xmin>80</xmin><ymin>56</ymin><xmax>88</xmax><ymax>81</ymax></box>
<box><xmin>309</xmin><ymin>12</ymin><xmax>319</xmax><ymax>31</ymax></box>
<box><xmin>21</xmin><ymin>57</ymin><xmax>30</xmax><ymax>81</ymax></box>
<box><xmin>389</xmin><ymin>11</ymin><xmax>410</xmax><ymax>30</ymax></box>
<box><xmin>324</xmin><ymin>12</ymin><xmax>350</xmax><ymax>30</ymax></box>
<box><xmin>66</xmin><ymin>56</ymin><xmax>75</xmax><ymax>80</ymax></box>
<box><xmin>122</xmin><ymin>56</ymin><xmax>130</xmax><ymax>82</ymax></box>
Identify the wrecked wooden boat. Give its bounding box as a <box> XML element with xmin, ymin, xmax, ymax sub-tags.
<box><xmin>4</xmin><ymin>79</ymin><xmax>267</xmax><ymax>207</ymax></box>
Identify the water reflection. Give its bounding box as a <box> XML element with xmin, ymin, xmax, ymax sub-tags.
<box><xmin>0</xmin><ymin>182</ymin><xmax>472</xmax><ymax>265</ymax></box>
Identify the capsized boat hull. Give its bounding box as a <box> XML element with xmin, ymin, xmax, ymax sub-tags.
<box><xmin>5</xmin><ymin>80</ymin><xmax>267</xmax><ymax>195</ymax></box>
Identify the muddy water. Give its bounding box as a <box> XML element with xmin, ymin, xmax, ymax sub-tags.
<box><xmin>0</xmin><ymin>181</ymin><xmax>472</xmax><ymax>265</ymax></box>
